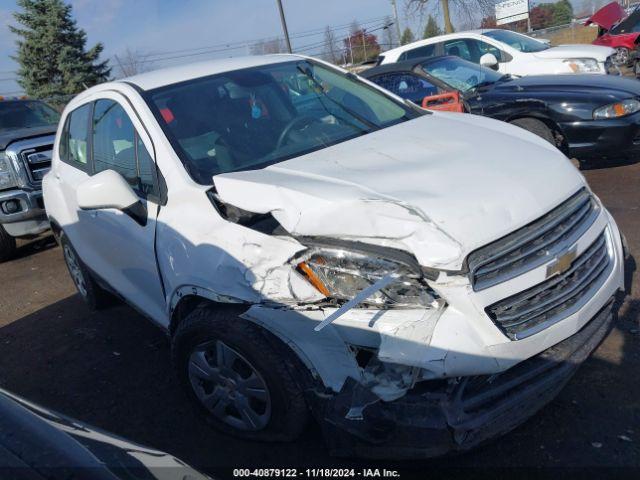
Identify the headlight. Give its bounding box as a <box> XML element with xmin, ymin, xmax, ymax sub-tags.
<box><xmin>593</xmin><ymin>99</ymin><xmax>640</xmax><ymax>119</ymax></box>
<box><xmin>296</xmin><ymin>246</ymin><xmax>436</xmax><ymax>308</ymax></box>
<box><xmin>564</xmin><ymin>58</ymin><xmax>600</xmax><ymax>73</ymax></box>
<box><xmin>0</xmin><ymin>151</ymin><xmax>18</xmax><ymax>190</ymax></box>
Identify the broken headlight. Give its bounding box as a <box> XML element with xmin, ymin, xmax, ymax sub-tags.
<box><xmin>296</xmin><ymin>247</ymin><xmax>435</xmax><ymax>308</ymax></box>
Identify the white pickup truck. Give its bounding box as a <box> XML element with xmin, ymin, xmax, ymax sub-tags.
<box><xmin>43</xmin><ymin>54</ymin><xmax>625</xmax><ymax>458</ymax></box>
<box><xmin>378</xmin><ymin>29</ymin><xmax>618</xmax><ymax>76</ymax></box>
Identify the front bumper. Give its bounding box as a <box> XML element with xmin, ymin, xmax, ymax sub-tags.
<box><xmin>561</xmin><ymin>110</ymin><xmax>640</xmax><ymax>160</ymax></box>
<box><xmin>0</xmin><ymin>189</ymin><xmax>48</xmax><ymax>237</ymax></box>
<box><xmin>315</xmin><ymin>295</ymin><xmax>620</xmax><ymax>459</ymax></box>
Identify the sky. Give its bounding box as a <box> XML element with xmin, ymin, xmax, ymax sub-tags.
<box><xmin>0</xmin><ymin>0</ymin><xmax>411</xmax><ymax>95</ymax></box>
<box><xmin>0</xmin><ymin>0</ymin><xmax>618</xmax><ymax>96</ymax></box>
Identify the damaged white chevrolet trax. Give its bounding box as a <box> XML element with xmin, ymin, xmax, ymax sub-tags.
<box><xmin>43</xmin><ymin>55</ymin><xmax>626</xmax><ymax>458</ymax></box>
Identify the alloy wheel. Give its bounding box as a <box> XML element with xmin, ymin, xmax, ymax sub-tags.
<box><xmin>188</xmin><ymin>340</ymin><xmax>271</xmax><ymax>431</ymax></box>
<box><xmin>616</xmin><ymin>47</ymin><xmax>629</xmax><ymax>65</ymax></box>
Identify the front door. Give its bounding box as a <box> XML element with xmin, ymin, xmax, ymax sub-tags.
<box><xmin>80</xmin><ymin>94</ymin><xmax>165</xmax><ymax>322</ymax></box>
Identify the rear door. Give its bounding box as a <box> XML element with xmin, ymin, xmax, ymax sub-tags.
<box><xmin>51</xmin><ymin>103</ymin><xmax>96</xmax><ymax>262</ymax></box>
<box><xmin>81</xmin><ymin>93</ymin><xmax>165</xmax><ymax>322</ymax></box>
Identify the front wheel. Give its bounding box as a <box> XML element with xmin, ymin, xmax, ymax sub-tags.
<box><xmin>172</xmin><ymin>304</ymin><xmax>309</xmax><ymax>441</ymax></box>
<box><xmin>0</xmin><ymin>224</ymin><xmax>17</xmax><ymax>262</ymax></box>
<box><xmin>615</xmin><ymin>47</ymin><xmax>630</xmax><ymax>66</ymax></box>
<box><xmin>510</xmin><ymin>118</ymin><xmax>556</xmax><ymax>147</ymax></box>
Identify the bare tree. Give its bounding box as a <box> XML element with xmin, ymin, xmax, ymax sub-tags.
<box><xmin>405</xmin><ymin>0</ymin><xmax>495</xmax><ymax>33</ymax></box>
<box><xmin>382</xmin><ymin>15</ymin><xmax>397</xmax><ymax>50</ymax></box>
<box><xmin>251</xmin><ymin>38</ymin><xmax>286</xmax><ymax>55</ymax></box>
<box><xmin>322</xmin><ymin>26</ymin><xmax>340</xmax><ymax>64</ymax></box>
<box><xmin>113</xmin><ymin>48</ymin><xmax>154</xmax><ymax>78</ymax></box>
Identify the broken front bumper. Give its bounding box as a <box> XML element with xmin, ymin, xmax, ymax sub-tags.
<box><xmin>313</xmin><ymin>296</ymin><xmax>620</xmax><ymax>459</ymax></box>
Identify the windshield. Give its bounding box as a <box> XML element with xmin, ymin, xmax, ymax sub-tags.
<box><xmin>421</xmin><ymin>57</ymin><xmax>504</xmax><ymax>92</ymax></box>
<box><xmin>0</xmin><ymin>100</ymin><xmax>60</xmax><ymax>132</ymax></box>
<box><xmin>484</xmin><ymin>30</ymin><xmax>549</xmax><ymax>53</ymax></box>
<box><xmin>611</xmin><ymin>9</ymin><xmax>640</xmax><ymax>34</ymax></box>
<box><xmin>147</xmin><ymin>60</ymin><xmax>419</xmax><ymax>184</ymax></box>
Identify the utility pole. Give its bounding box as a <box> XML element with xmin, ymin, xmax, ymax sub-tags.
<box><xmin>347</xmin><ymin>35</ymin><xmax>354</xmax><ymax>64</ymax></box>
<box><xmin>276</xmin><ymin>0</ymin><xmax>292</xmax><ymax>53</ymax></box>
<box><xmin>391</xmin><ymin>0</ymin><xmax>401</xmax><ymax>47</ymax></box>
<box><xmin>361</xmin><ymin>29</ymin><xmax>367</xmax><ymax>62</ymax></box>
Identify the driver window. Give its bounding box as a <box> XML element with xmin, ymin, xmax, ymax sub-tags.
<box><xmin>478</xmin><ymin>41</ymin><xmax>504</xmax><ymax>62</ymax></box>
<box><xmin>92</xmin><ymin>99</ymin><xmax>157</xmax><ymax>197</ymax></box>
<box><xmin>444</xmin><ymin>40</ymin><xmax>472</xmax><ymax>61</ymax></box>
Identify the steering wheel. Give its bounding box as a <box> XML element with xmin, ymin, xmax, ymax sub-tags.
<box><xmin>466</xmin><ymin>75</ymin><xmax>479</xmax><ymax>87</ymax></box>
<box><xmin>276</xmin><ymin>116</ymin><xmax>319</xmax><ymax>150</ymax></box>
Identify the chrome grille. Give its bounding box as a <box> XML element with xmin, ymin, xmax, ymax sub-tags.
<box><xmin>20</xmin><ymin>146</ymin><xmax>52</xmax><ymax>185</ymax></box>
<box><xmin>486</xmin><ymin>230</ymin><xmax>611</xmax><ymax>340</ymax></box>
<box><xmin>467</xmin><ymin>188</ymin><xmax>598</xmax><ymax>291</ymax></box>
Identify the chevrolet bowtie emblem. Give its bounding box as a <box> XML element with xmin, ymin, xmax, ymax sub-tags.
<box><xmin>546</xmin><ymin>246</ymin><xmax>578</xmax><ymax>278</ymax></box>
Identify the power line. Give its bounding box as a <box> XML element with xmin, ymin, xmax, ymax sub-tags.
<box><xmin>136</xmin><ymin>16</ymin><xmax>388</xmax><ymax>64</ymax></box>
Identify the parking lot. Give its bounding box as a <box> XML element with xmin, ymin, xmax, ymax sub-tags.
<box><xmin>0</xmin><ymin>158</ymin><xmax>638</xmax><ymax>474</ymax></box>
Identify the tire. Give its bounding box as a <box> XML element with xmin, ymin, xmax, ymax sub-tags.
<box><xmin>0</xmin><ymin>224</ymin><xmax>17</xmax><ymax>263</ymax></box>
<box><xmin>615</xmin><ymin>47</ymin><xmax>630</xmax><ymax>66</ymax></box>
<box><xmin>172</xmin><ymin>303</ymin><xmax>309</xmax><ymax>442</ymax></box>
<box><xmin>60</xmin><ymin>233</ymin><xmax>113</xmax><ymax>310</ymax></box>
<box><xmin>510</xmin><ymin>117</ymin><xmax>556</xmax><ymax>147</ymax></box>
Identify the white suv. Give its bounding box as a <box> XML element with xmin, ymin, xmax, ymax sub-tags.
<box><xmin>43</xmin><ymin>54</ymin><xmax>625</xmax><ymax>458</ymax></box>
<box><xmin>379</xmin><ymin>29</ymin><xmax>617</xmax><ymax>76</ymax></box>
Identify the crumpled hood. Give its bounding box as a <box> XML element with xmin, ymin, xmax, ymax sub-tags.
<box><xmin>533</xmin><ymin>44</ymin><xmax>615</xmax><ymax>61</ymax></box>
<box><xmin>214</xmin><ymin>113</ymin><xmax>585</xmax><ymax>270</ymax></box>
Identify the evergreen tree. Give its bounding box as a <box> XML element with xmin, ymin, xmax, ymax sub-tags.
<box><xmin>10</xmin><ymin>0</ymin><xmax>110</xmax><ymax>98</ymax></box>
<box><xmin>423</xmin><ymin>15</ymin><xmax>442</xmax><ymax>39</ymax></box>
<box><xmin>400</xmin><ymin>27</ymin><xmax>416</xmax><ymax>46</ymax></box>
<box><xmin>552</xmin><ymin>0</ymin><xmax>573</xmax><ymax>26</ymax></box>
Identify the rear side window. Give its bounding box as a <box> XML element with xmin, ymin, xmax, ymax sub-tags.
<box><xmin>91</xmin><ymin>99</ymin><xmax>157</xmax><ymax>197</ymax></box>
<box><xmin>444</xmin><ymin>39</ymin><xmax>472</xmax><ymax>61</ymax></box>
<box><xmin>400</xmin><ymin>44</ymin><xmax>437</xmax><ymax>61</ymax></box>
<box><xmin>370</xmin><ymin>73</ymin><xmax>438</xmax><ymax>104</ymax></box>
<box><xmin>61</xmin><ymin>103</ymin><xmax>91</xmax><ymax>168</ymax></box>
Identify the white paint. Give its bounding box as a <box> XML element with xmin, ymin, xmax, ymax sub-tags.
<box><xmin>379</xmin><ymin>30</ymin><xmax>616</xmax><ymax>76</ymax></box>
<box><xmin>43</xmin><ymin>54</ymin><xmax>625</xmax><ymax>402</ymax></box>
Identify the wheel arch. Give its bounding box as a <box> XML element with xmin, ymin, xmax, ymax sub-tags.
<box><xmin>169</xmin><ymin>292</ymin><xmax>321</xmax><ymax>390</ymax></box>
<box><xmin>506</xmin><ymin>113</ymin><xmax>568</xmax><ymax>152</ymax></box>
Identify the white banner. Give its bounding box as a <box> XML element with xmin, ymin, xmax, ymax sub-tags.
<box><xmin>496</xmin><ymin>0</ymin><xmax>529</xmax><ymax>25</ymax></box>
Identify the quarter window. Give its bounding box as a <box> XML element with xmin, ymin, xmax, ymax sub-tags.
<box><xmin>62</xmin><ymin>103</ymin><xmax>91</xmax><ymax>167</ymax></box>
<box><xmin>91</xmin><ymin>99</ymin><xmax>157</xmax><ymax>197</ymax></box>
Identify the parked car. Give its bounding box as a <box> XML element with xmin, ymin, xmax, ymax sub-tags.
<box><xmin>0</xmin><ymin>388</ymin><xmax>209</xmax><ymax>479</ymax></box>
<box><xmin>378</xmin><ymin>30</ymin><xmax>618</xmax><ymax>76</ymax></box>
<box><xmin>586</xmin><ymin>1</ymin><xmax>640</xmax><ymax>70</ymax></box>
<box><xmin>0</xmin><ymin>98</ymin><xmax>59</xmax><ymax>261</ymax></box>
<box><xmin>361</xmin><ymin>55</ymin><xmax>640</xmax><ymax>162</ymax></box>
<box><xmin>44</xmin><ymin>54</ymin><xmax>626</xmax><ymax>459</ymax></box>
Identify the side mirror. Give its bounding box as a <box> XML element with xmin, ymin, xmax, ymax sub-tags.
<box><xmin>77</xmin><ymin>170</ymin><xmax>147</xmax><ymax>225</ymax></box>
<box><xmin>480</xmin><ymin>53</ymin><xmax>499</xmax><ymax>70</ymax></box>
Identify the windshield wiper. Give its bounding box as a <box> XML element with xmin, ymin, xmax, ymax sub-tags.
<box><xmin>296</xmin><ymin>64</ymin><xmax>381</xmax><ymax>131</ymax></box>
